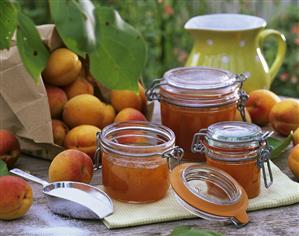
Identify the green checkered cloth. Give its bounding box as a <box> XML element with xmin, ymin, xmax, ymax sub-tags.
<box><xmin>102</xmin><ymin>161</ymin><xmax>299</xmax><ymax>229</ymax></box>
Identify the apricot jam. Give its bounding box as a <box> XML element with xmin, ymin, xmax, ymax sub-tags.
<box><xmin>102</xmin><ymin>153</ymin><xmax>169</xmax><ymax>202</ymax></box>
<box><xmin>192</xmin><ymin>121</ymin><xmax>273</xmax><ymax>199</ymax></box>
<box><xmin>97</xmin><ymin>121</ymin><xmax>183</xmax><ymax>203</ymax></box>
<box><xmin>161</xmin><ymin>101</ymin><xmax>236</xmax><ymax>161</ymax></box>
<box><xmin>147</xmin><ymin>66</ymin><xmax>248</xmax><ymax>161</ymax></box>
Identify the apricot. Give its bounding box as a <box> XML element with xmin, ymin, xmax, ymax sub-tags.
<box><xmin>111</xmin><ymin>82</ymin><xmax>147</xmax><ymax>112</ymax></box>
<box><xmin>114</xmin><ymin>108</ymin><xmax>147</xmax><ymax>123</ymax></box>
<box><xmin>288</xmin><ymin>144</ymin><xmax>299</xmax><ymax>179</ymax></box>
<box><xmin>52</xmin><ymin>119</ymin><xmax>69</xmax><ymax>146</ymax></box>
<box><xmin>269</xmin><ymin>99</ymin><xmax>299</xmax><ymax>136</ymax></box>
<box><xmin>246</xmin><ymin>89</ymin><xmax>280</xmax><ymax>126</ymax></box>
<box><xmin>46</xmin><ymin>85</ymin><xmax>68</xmax><ymax>118</ymax></box>
<box><xmin>43</xmin><ymin>48</ymin><xmax>82</xmax><ymax>86</ymax></box>
<box><xmin>63</xmin><ymin>94</ymin><xmax>105</xmax><ymax>128</ymax></box>
<box><xmin>0</xmin><ymin>130</ymin><xmax>21</xmax><ymax>169</ymax></box>
<box><xmin>102</xmin><ymin>104</ymin><xmax>116</xmax><ymax>128</ymax></box>
<box><xmin>0</xmin><ymin>176</ymin><xmax>33</xmax><ymax>220</ymax></box>
<box><xmin>64</xmin><ymin>124</ymin><xmax>100</xmax><ymax>158</ymax></box>
<box><xmin>63</xmin><ymin>76</ymin><xmax>94</xmax><ymax>99</ymax></box>
<box><xmin>48</xmin><ymin>149</ymin><xmax>93</xmax><ymax>183</ymax></box>
<box><xmin>234</xmin><ymin>108</ymin><xmax>252</xmax><ymax>123</ymax></box>
<box><xmin>293</xmin><ymin>128</ymin><xmax>299</xmax><ymax>146</ymax></box>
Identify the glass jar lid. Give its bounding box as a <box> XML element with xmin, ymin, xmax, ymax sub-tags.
<box><xmin>170</xmin><ymin>163</ymin><xmax>249</xmax><ymax>227</ymax></box>
<box><xmin>202</xmin><ymin>121</ymin><xmax>264</xmax><ymax>149</ymax></box>
<box><xmin>156</xmin><ymin>66</ymin><xmax>246</xmax><ymax>107</ymax></box>
<box><xmin>164</xmin><ymin>66</ymin><xmax>237</xmax><ymax>90</ymax></box>
<box><xmin>98</xmin><ymin>121</ymin><xmax>176</xmax><ymax>157</ymax></box>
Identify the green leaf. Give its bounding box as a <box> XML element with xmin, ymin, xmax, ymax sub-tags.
<box><xmin>90</xmin><ymin>6</ymin><xmax>147</xmax><ymax>91</ymax></box>
<box><xmin>268</xmin><ymin>133</ymin><xmax>293</xmax><ymax>160</ymax></box>
<box><xmin>0</xmin><ymin>160</ymin><xmax>9</xmax><ymax>177</ymax></box>
<box><xmin>16</xmin><ymin>12</ymin><xmax>49</xmax><ymax>82</ymax></box>
<box><xmin>49</xmin><ymin>0</ymin><xmax>96</xmax><ymax>57</ymax></box>
<box><xmin>0</xmin><ymin>0</ymin><xmax>17</xmax><ymax>49</ymax></box>
<box><xmin>169</xmin><ymin>226</ymin><xmax>224</xmax><ymax>236</ymax></box>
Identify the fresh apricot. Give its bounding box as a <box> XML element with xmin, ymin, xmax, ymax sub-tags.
<box><xmin>246</xmin><ymin>89</ymin><xmax>280</xmax><ymax>126</ymax></box>
<box><xmin>43</xmin><ymin>48</ymin><xmax>81</xmax><ymax>86</ymax></box>
<box><xmin>63</xmin><ymin>94</ymin><xmax>105</xmax><ymax>128</ymax></box>
<box><xmin>45</xmin><ymin>85</ymin><xmax>68</xmax><ymax>118</ymax></box>
<box><xmin>64</xmin><ymin>124</ymin><xmax>101</xmax><ymax>158</ymax></box>
<box><xmin>52</xmin><ymin>119</ymin><xmax>69</xmax><ymax>146</ymax></box>
<box><xmin>114</xmin><ymin>108</ymin><xmax>147</xmax><ymax>123</ymax></box>
<box><xmin>288</xmin><ymin>144</ymin><xmax>299</xmax><ymax>179</ymax></box>
<box><xmin>111</xmin><ymin>82</ymin><xmax>146</xmax><ymax>112</ymax></box>
<box><xmin>64</xmin><ymin>76</ymin><xmax>94</xmax><ymax>99</ymax></box>
<box><xmin>269</xmin><ymin>99</ymin><xmax>299</xmax><ymax>136</ymax></box>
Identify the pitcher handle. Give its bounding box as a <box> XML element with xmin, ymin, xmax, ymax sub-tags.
<box><xmin>257</xmin><ymin>29</ymin><xmax>286</xmax><ymax>83</ymax></box>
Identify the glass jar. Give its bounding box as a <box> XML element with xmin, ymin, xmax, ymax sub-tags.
<box><xmin>146</xmin><ymin>66</ymin><xmax>248</xmax><ymax>161</ymax></box>
<box><xmin>191</xmin><ymin>121</ymin><xmax>273</xmax><ymax>199</ymax></box>
<box><xmin>95</xmin><ymin>121</ymin><xmax>183</xmax><ymax>203</ymax></box>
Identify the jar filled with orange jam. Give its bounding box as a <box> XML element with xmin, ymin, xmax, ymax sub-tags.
<box><xmin>191</xmin><ymin>121</ymin><xmax>273</xmax><ymax>199</ymax></box>
<box><xmin>95</xmin><ymin>121</ymin><xmax>183</xmax><ymax>203</ymax></box>
<box><xmin>146</xmin><ymin>66</ymin><xmax>248</xmax><ymax>161</ymax></box>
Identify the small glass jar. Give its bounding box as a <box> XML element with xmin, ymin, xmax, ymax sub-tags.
<box><xmin>95</xmin><ymin>121</ymin><xmax>183</xmax><ymax>203</ymax></box>
<box><xmin>192</xmin><ymin>121</ymin><xmax>273</xmax><ymax>199</ymax></box>
<box><xmin>146</xmin><ymin>66</ymin><xmax>248</xmax><ymax>161</ymax></box>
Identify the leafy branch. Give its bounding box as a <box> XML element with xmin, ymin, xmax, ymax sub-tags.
<box><xmin>0</xmin><ymin>0</ymin><xmax>147</xmax><ymax>91</ymax></box>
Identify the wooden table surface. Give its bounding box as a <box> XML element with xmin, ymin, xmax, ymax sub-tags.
<box><xmin>1</xmin><ymin>103</ymin><xmax>299</xmax><ymax>236</ymax></box>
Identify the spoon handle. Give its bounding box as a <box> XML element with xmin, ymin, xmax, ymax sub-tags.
<box><xmin>10</xmin><ymin>168</ymin><xmax>49</xmax><ymax>187</ymax></box>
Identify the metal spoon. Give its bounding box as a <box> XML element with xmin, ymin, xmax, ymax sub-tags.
<box><xmin>10</xmin><ymin>168</ymin><xmax>113</xmax><ymax>220</ymax></box>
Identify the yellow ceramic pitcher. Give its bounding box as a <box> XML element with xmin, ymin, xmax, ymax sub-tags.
<box><xmin>185</xmin><ymin>14</ymin><xmax>286</xmax><ymax>92</ymax></box>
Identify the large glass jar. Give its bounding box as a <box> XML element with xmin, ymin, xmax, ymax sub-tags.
<box><xmin>96</xmin><ymin>121</ymin><xmax>183</xmax><ymax>203</ymax></box>
<box><xmin>147</xmin><ymin>66</ymin><xmax>248</xmax><ymax>161</ymax></box>
<box><xmin>192</xmin><ymin>121</ymin><xmax>273</xmax><ymax>199</ymax></box>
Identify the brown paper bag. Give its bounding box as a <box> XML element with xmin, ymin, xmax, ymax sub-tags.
<box><xmin>0</xmin><ymin>24</ymin><xmax>154</xmax><ymax>160</ymax></box>
<box><xmin>0</xmin><ymin>25</ymin><xmax>69</xmax><ymax>160</ymax></box>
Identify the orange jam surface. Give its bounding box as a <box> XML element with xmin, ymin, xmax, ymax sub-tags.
<box><xmin>207</xmin><ymin>158</ymin><xmax>260</xmax><ymax>199</ymax></box>
<box><xmin>102</xmin><ymin>153</ymin><xmax>169</xmax><ymax>203</ymax></box>
<box><xmin>160</xmin><ymin>101</ymin><xmax>237</xmax><ymax>161</ymax></box>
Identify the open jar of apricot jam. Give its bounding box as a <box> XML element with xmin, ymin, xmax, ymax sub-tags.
<box><xmin>146</xmin><ymin>66</ymin><xmax>248</xmax><ymax>161</ymax></box>
<box><xmin>95</xmin><ymin>121</ymin><xmax>183</xmax><ymax>203</ymax></box>
<box><xmin>191</xmin><ymin>121</ymin><xmax>273</xmax><ymax>199</ymax></box>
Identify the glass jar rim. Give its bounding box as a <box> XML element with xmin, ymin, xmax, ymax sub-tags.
<box><xmin>99</xmin><ymin>121</ymin><xmax>176</xmax><ymax>157</ymax></box>
<box><xmin>163</xmin><ymin>66</ymin><xmax>237</xmax><ymax>90</ymax></box>
<box><xmin>204</xmin><ymin>121</ymin><xmax>264</xmax><ymax>149</ymax></box>
<box><xmin>159</xmin><ymin>66</ymin><xmax>242</xmax><ymax>107</ymax></box>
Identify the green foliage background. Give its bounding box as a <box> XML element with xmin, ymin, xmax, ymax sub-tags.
<box><xmin>18</xmin><ymin>0</ymin><xmax>299</xmax><ymax>96</ymax></box>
